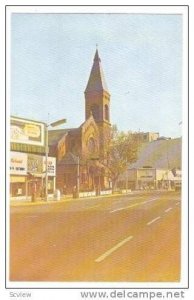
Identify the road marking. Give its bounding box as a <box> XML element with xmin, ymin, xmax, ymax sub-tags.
<box><xmin>110</xmin><ymin>203</ymin><xmax>139</xmax><ymax>213</ymax></box>
<box><xmin>146</xmin><ymin>197</ymin><xmax>159</xmax><ymax>203</ymax></box>
<box><xmin>110</xmin><ymin>197</ymin><xmax>159</xmax><ymax>214</ymax></box>
<box><xmin>109</xmin><ymin>207</ymin><xmax>123</xmax><ymax>213</ymax></box>
<box><xmin>95</xmin><ymin>235</ymin><xmax>133</xmax><ymax>263</ymax></box>
<box><xmin>85</xmin><ymin>204</ymin><xmax>100</xmax><ymax>210</ymax></box>
<box><xmin>147</xmin><ymin>216</ymin><xmax>161</xmax><ymax>226</ymax></box>
<box><xmin>165</xmin><ymin>207</ymin><xmax>173</xmax><ymax>213</ymax></box>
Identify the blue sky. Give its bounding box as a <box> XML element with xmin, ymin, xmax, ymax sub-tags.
<box><xmin>11</xmin><ymin>13</ymin><xmax>182</xmax><ymax>137</ymax></box>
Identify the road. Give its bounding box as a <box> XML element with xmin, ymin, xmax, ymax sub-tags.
<box><xmin>10</xmin><ymin>191</ymin><xmax>181</xmax><ymax>282</ymax></box>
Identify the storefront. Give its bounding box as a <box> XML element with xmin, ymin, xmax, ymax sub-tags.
<box><xmin>10</xmin><ymin>116</ymin><xmax>57</xmax><ymax>201</ymax></box>
<box><xmin>10</xmin><ymin>152</ymin><xmax>56</xmax><ymax>200</ymax></box>
<box><xmin>118</xmin><ymin>167</ymin><xmax>182</xmax><ymax>191</ymax></box>
<box><xmin>10</xmin><ymin>152</ymin><xmax>28</xmax><ymax>198</ymax></box>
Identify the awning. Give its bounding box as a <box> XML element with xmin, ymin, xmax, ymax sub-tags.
<box><xmin>10</xmin><ymin>176</ymin><xmax>26</xmax><ymax>183</ymax></box>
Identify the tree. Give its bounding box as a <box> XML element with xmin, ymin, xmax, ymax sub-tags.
<box><xmin>103</xmin><ymin>126</ymin><xmax>138</xmax><ymax>190</ymax></box>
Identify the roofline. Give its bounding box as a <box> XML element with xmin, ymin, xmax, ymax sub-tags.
<box><xmin>11</xmin><ymin>115</ymin><xmax>46</xmax><ymax>125</ymax></box>
<box><xmin>48</xmin><ymin>127</ymin><xmax>78</xmax><ymax>132</ymax></box>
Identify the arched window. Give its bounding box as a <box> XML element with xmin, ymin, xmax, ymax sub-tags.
<box><xmin>105</xmin><ymin>104</ymin><xmax>109</xmax><ymax>121</ymax></box>
<box><xmin>87</xmin><ymin>137</ymin><xmax>96</xmax><ymax>153</ymax></box>
<box><xmin>91</xmin><ymin>104</ymin><xmax>100</xmax><ymax>121</ymax></box>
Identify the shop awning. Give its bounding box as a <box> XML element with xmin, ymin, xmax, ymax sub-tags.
<box><xmin>10</xmin><ymin>176</ymin><xmax>26</xmax><ymax>183</ymax></box>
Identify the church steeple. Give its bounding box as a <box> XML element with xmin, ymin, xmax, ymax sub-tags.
<box><xmin>85</xmin><ymin>49</ymin><xmax>109</xmax><ymax>94</ymax></box>
<box><xmin>94</xmin><ymin>48</ymin><xmax>101</xmax><ymax>62</ymax></box>
<box><xmin>84</xmin><ymin>49</ymin><xmax>111</xmax><ymax>159</ymax></box>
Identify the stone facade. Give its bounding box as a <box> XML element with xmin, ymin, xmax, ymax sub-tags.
<box><xmin>48</xmin><ymin>50</ymin><xmax>112</xmax><ymax>194</ymax></box>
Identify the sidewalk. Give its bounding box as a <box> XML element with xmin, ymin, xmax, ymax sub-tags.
<box><xmin>9</xmin><ymin>189</ymin><xmax>174</xmax><ymax>207</ymax></box>
<box><xmin>10</xmin><ymin>195</ymin><xmax>73</xmax><ymax>207</ymax></box>
<box><xmin>10</xmin><ymin>191</ymin><xmax>135</xmax><ymax>207</ymax></box>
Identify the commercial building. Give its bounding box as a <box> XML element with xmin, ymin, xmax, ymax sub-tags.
<box><xmin>124</xmin><ymin>167</ymin><xmax>181</xmax><ymax>190</ymax></box>
<box><xmin>10</xmin><ymin>116</ymin><xmax>56</xmax><ymax>200</ymax></box>
<box><xmin>130</xmin><ymin>132</ymin><xmax>160</xmax><ymax>143</ymax></box>
<box><xmin>118</xmin><ymin>137</ymin><xmax>182</xmax><ymax>190</ymax></box>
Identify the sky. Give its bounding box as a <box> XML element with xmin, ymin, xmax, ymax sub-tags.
<box><xmin>10</xmin><ymin>13</ymin><xmax>183</xmax><ymax>137</ymax></box>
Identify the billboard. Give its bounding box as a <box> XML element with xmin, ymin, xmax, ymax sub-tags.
<box><xmin>11</xmin><ymin>117</ymin><xmax>45</xmax><ymax>147</ymax></box>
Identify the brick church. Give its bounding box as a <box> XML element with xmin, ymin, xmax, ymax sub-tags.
<box><xmin>48</xmin><ymin>50</ymin><xmax>112</xmax><ymax>194</ymax></box>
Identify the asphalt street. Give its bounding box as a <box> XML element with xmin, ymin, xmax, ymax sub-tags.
<box><xmin>10</xmin><ymin>191</ymin><xmax>181</xmax><ymax>282</ymax></box>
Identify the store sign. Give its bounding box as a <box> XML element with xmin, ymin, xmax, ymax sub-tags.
<box><xmin>10</xmin><ymin>152</ymin><xmax>27</xmax><ymax>175</ymax></box>
<box><xmin>11</xmin><ymin>117</ymin><xmax>45</xmax><ymax>146</ymax></box>
<box><xmin>28</xmin><ymin>154</ymin><xmax>43</xmax><ymax>173</ymax></box>
<box><xmin>139</xmin><ymin>169</ymin><xmax>154</xmax><ymax>179</ymax></box>
<box><xmin>43</xmin><ymin>157</ymin><xmax>56</xmax><ymax>176</ymax></box>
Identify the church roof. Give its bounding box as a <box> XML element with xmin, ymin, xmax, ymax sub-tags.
<box><xmin>85</xmin><ymin>49</ymin><xmax>109</xmax><ymax>94</ymax></box>
<box><xmin>58</xmin><ymin>152</ymin><xmax>79</xmax><ymax>165</ymax></box>
<box><xmin>129</xmin><ymin>138</ymin><xmax>182</xmax><ymax>170</ymax></box>
<box><xmin>48</xmin><ymin>128</ymin><xmax>77</xmax><ymax>146</ymax></box>
<box><xmin>79</xmin><ymin>113</ymin><xmax>99</xmax><ymax>131</ymax></box>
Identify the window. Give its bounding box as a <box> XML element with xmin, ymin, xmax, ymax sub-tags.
<box><xmin>91</xmin><ymin>104</ymin><xmax>100</xmax><ymax>121</ymax></box>
<box><xmin>105</xmin><ymin>104</ymin><xmax>109</xmax><ymax>121</ymax></box>
<box><xmin>88</xmin><ymin>137</ymin><xmax>96</xmax><ymax>153</ymax></box>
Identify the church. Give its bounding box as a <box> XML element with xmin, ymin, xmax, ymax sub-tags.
<box><xmin>48</xmin><ymin>50</ymin><xmax>112</xmax><ymax>195</ymax></box>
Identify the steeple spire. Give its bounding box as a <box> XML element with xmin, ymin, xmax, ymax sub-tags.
<box><xmin>85</xmin><ymin>49</ymin><xmax>109</xmax><ymax>93</ymax></box>
<box><xmin>94</xmin><ymin>49</ymin><xmax>101</xmax><ymax>62</ymax></box>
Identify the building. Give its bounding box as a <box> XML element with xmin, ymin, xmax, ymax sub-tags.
<box><xmin>124</xmin><ymin>167</ymin><xmax>181</xmax><ymax>191</ymax></box>
<box><xmin>118</xmin><ymin>137</ymin><xmax>182</xmax><ymax>190</ymax></box>
<box><xmin>10</xmin><ymin>116</ymin><xmax>56</xmax><ymax>200</ymax></box>
<box><xmin>48</xmin><ymin>50</ymin><xmax>112</xmax><ymax>194</ymax></box>
<box><xmin>130</xmin><ymin>131</ymin><xmax>159</xmax><ymax>143</ymax></box>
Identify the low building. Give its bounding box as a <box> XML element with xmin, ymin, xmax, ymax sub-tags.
<box><xmin>124</xmin><ymin>167</ymin><xmax>181</xmax><ymax>190</ymax></box>
<box><xmin>130</xmin><ymin>132</ymin><xmax>159</xmax><ymax>143</ymax></box>
<box><xmin>118</xmin><ymin>137</ymin><xmax>182</xmax><ymax>190</ymax></box>
<box><xmin>10</xmin><ymin>116</ymin><xmax>56</xmax><ymax>200</ymax></box>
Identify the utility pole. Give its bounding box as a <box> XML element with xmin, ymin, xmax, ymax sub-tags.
<box><xmin>45</xmin><ymin>118</ymin><xmax>67</xmax><ymax>201</ymax></box>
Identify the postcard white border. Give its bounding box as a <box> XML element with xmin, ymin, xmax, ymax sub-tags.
<box><xmin>5</xmin><ymin>4</ymin><xmax>188</xmax><ymax>290</ymax></box>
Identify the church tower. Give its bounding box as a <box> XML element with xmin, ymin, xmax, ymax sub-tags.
<box><xmin>85</xmin><ymin>49</ymin><xmax>111</xmax><ymax>159</ymax></box>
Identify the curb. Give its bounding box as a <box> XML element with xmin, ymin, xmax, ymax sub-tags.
<box><xmin>10</xmin><ymin>190</ymin><xmax>174</xmax><ymax>207</ymax></box>
<box><xmin>10</xmin><ymin>192</ymin><xmax>135</xmax><ymax>207</ymax></box>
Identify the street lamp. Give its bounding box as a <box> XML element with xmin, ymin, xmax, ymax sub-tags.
<box><xmin>45</xmin><ymin>118</ymin><xmax>67</xmax><ymax>201</ymax></box>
